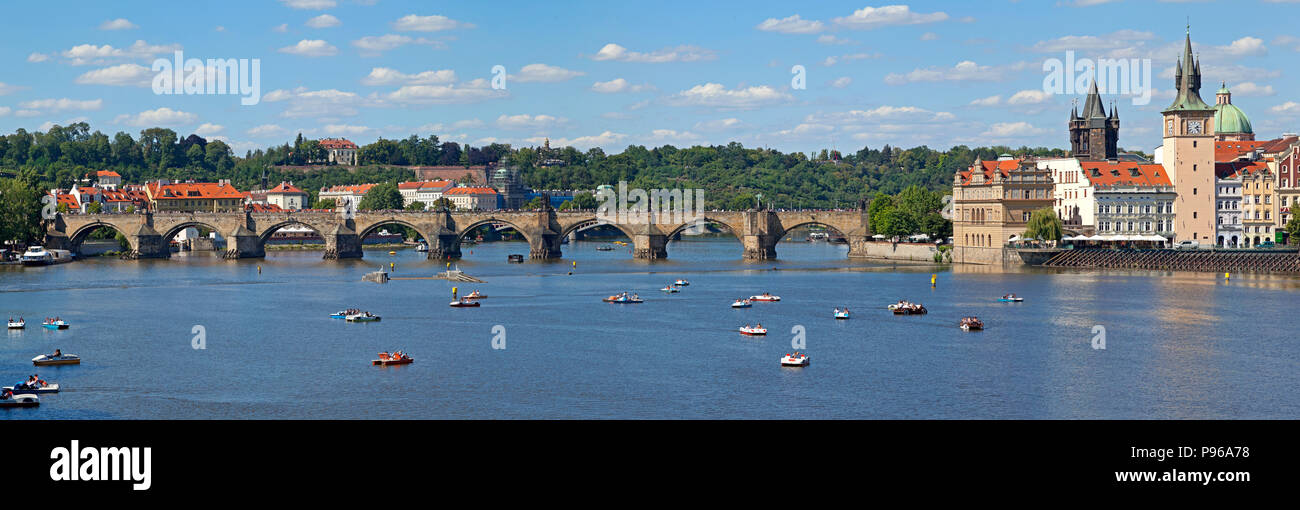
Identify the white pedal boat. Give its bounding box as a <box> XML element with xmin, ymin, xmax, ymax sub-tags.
<box><xmin>781</xmin><ymin>352</ymin><xmax>810</xmax><ymax>367</ymax></box>
<box><xmin>0</xmin><ymin>393</ymin><xmax>39</xmax><ymax>408</ymax></box>
<box><xmin>731</xmin><ymin>299</ymin><xmax>753</xmax><ymax>308</ymax></box>
<box><xmin>739</xmin><ymin>325</ymin><xmax>767</xmax><ymax>336</ymax></box>
<box><xmin>3</xmin><ymin>382</ymin><xmax>59</xmax><ymax>394</ymax></box>
<box><xmin>749</xmin><ymin>294</ymin><xmax>780</xmax><ymax>302</ymax></box>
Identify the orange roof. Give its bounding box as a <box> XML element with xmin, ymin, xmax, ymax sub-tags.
<box><xmin>147</xmin><ymin>181</ymin><xmax>244</xmax><ymax>200</ymax></box>
<box><xmin>399</xmin><ymin>180</ymin><xmax>454</xmax><ymax>190</ymax></box>
<box><xmin>267</xmin><ymin>181</ymin><xmax>306</xmax><ymax>194</ymax></box>
<box><xmin>96</xmin><ymin>170</ymin><xmax>121</xmax><ymax>178</ymax></box>
<box><xmin>321</xmin><ymin>183</ymin><xmax>376</xmax><ymax>194</ymax></box>
<box><xmin>319</xmin><ymin>138</ymin><xmax>358</xmax><ymax>149</ymax></box>
<box><xmin>1080</xmin><ymin>162</ymin><xmax>1171</xmax><ymax>188</ymax></box>
<box><xmin>1215</xmin><ymin>141</ymin><xmax>1267</xmax><ymax>162</ymax></box>
<box><xmin>245</xmin><ymin>203</ymin><xmax>286</xmax><ymax>212</ymax></box>
<box><xmin>445</xmin><ymin>187</ymin><xmax>498</xmax><ymax>195</ymax></box>
<box><xmin>957</xmin><ymin>159</ymin><xmax>1021</xmax><ymax>186</ymax></box>
<box><xmin>49</xmin><ymin>192</ymin><xmax>80</xmax><ymax>209</ymax></box>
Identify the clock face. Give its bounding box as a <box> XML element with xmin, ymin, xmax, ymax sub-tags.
<box><xmin>1188</xmin><ymin>120</ymin><xmax>1203</xmax><ymax>135</ymax></box>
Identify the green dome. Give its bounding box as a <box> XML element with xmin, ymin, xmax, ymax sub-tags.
<box><xmin>1215</xmin><ymin>102</ymin><xmax>1252</xmax><ymax>135</ymax></box>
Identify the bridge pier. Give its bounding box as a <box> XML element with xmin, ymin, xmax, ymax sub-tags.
<box><xmin>846</xmin><ymin>235</ymin><xmax>872</xmax><ymax>258</ymax></box>
<box><xmin>632</xmin><ymin>234</ymin><xmax>668</xmax><ymax>259</ymax></box>
<box><xmin>741</xmin><ymin>234</ymin><xmax>778</xmax><ymax>260</ymax></box>
<box><xmin>323</xmin><ymin>225</ymin><xmax>363</xmax><ymax>260</ymax></box>
<box><xmin>127</xmin><ymin>223</ymin><xmax>169</xmax><ymax>259</ymax></box>
<box><xmin>427</xmin><ymin>233</ymin><xmax>462</xmax><ymax>260</ymax></box>
<box><xmin>222</xmin><ymin>225</ymin><xmax>266</xmax><ymax>259</ymax></box>
<box><xmin>528</xmin><ymin>231</ymin><xmax>563</xmax><ymax>260</ymax></box>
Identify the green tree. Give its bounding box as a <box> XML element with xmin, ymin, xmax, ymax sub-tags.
<box><xmin>1286</xmin><ymin>215</ymin><xmax>1300</xmax><ymax>245</ymax></box>
<box><xmin>357</xmin><ymin>182</ymin><xmax>403</xmax><ymax>210</ymax></box>
<box><xmin>86</xmin><ymin>201</ymin><xmax>103</xmax><ymax>214</ymax></box>
<box><xmin>405</xmin><ymin>200</ymin><xmax>427</xmax><ymax>211</ymax></box>
<box><xmin>1023</xmin><ymin>207</ymin><xmax>1063</xmax><ymax>242</ymax></box>
<box><xmin>0</xmin><ymin>177</ymin><xmax>44</xmax><ymax>244</ymax></box>
<box><xmin>430</xmin><ymin>197</ymin><xmax>455</xmax><ymax>210</ymax></box>
<box><xmin>523</xmin><ymin>196</ymin><xmax>547</xmax><ymax>209</ymax></box>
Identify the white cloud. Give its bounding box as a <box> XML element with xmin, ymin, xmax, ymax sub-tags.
<box><xmin>512</xmin><ymin>63</ymin><xmax>584</xmax><ymax>83</ymax></box>
<box><xmin>591</xmin><ymin>43</ymin><xmax>717</xmax><ymax>63</ymax></box>
<box><xmin>15</xmin><ymin>110</ymin><xmax>41</xmax><ymax>117</ymax></box>
<box><xmin>920</xmin><ymin>32</ymin><xmax>939</xmax><ymax>41</ymax></box>
<box><xmin>755</xmin><ymin>15</ymin><xmax>824</xmax><ymax>34</ymax></box>
<box><xmin>273</xmin><ymin>23</ymin><xmax>289</xmax><ymax>33</ymax></box>
<box><xmin>646</xmin><ymin>129</ymin><xmax>702</xmax><ymax>143</ymax></box>
<box><xmin>1272</xmin><ymin>102</ymin><xmax>1300</xmax><ymax>114</ymax></box>
<box><xmin>306</xmin><ymin>14</ymin><xmax>341</xmax><ymax>28</ymax></box>
<box><xmin>61</xmin><ymin>40</ymin><xmax>181</xmax><ymax>65</ymax></box>
<box><xmin>195</xmin><ymin>123</ymin><xmax>224</xmax><ymax>137</ymax></box>
<box><xmin>383</xmin><ymin>84</ymin><xmax>506</xmax><ymax>105</ymax></box>
<box><xmin>39</xmin><ymin>117</ymin><xmax>89</xmax><ymax>132</ymax></box>
<box><xmin>1230</xmin><ymin>82</ymin><xmax>1275</xmax><ymax>97</ymax></box>
<box><xmin>496</xmin><ymin>114</ymin><xmax>566</xmax><ymax>130</ymax></box>
<box><xmin>0</xmin><ymin>107</ymin><xmax>9</xmax><ymax>117</ymax></box>
<box><xmin>1217</xmin><ymin>37</ymin><xmax>1267</xmax><ymax>57</ymax></box>
<box><xmin>1030</xmin><ymin>30</ymin><xmax>1155</xmax><ymax>54</ymax></box>
<box><xmin>817</xmin><ymin>34</ymin><xmax>853</xmax><ymax>45</ymax></box>
<box><xmin>27</xmin><ymin>52</ymin><xmax>50</xmax><ymax>63</ymax></box>
<box><xmin>1007</xmin><ymin>89</ymin><xmax>1052</xmax><ymax>105</ymax></box>
<box><xmin>591</xmin><ymin>78</ymin><xmax>651</xmax><ymax>93</ymax></box>
<box><xmin>351</xmin><ymin>34</ymin><xmax>444</xmax><ymax>55</ymax></box>
<box><xmin>280</xmin><ymin>0</ymin><xmax>336</xmax><ymax>9</ymax></box>
<box><xmin>829</xmin><ymin>77</ymin><xmax>852</xmax><ymax>88</ymax></box>
<box><xmin>665</xmin><ymin>83</ymin><xmax>791</xmax><ymax>109</ymax></box>
<box><xmin>360</xmin><ymin>67</ymin><xmax>456</xmax><ymax>86</ymax></box>
<box><xmin>822</xmin><ymin>52</ymin><xmax>880</xmax><ymax>66</ymax></box>
<box><xmin>0</xmin><ymin>82</ymin><xmax>25</xmax><ymax>95</ymax></box>
<box><xmin>19</xmin><ymin>98</ymin><xmax>103</xmax><ymax>112</ymax></box>
<box><xmin>114</xmin><ymin>107</ymin><xmax>197</xmax><ymax>127</ymax></box>
<box><xmin>247</xmin><ymin>124</ymin><xmax>288</xmax><ymax>137</ymax></box>
<box><xmin>74</xmin><ymin>63</ymin><xmax>153</xmax><ymax>87</ymax></box>
<box><xmin>982</xmin><ymin>122</ymin><xmax>1045</xmax><ymax>138</ymax></box>
<box><xmin>833</xmin><ymin>5</ymin><xmax>949</xmax><ymax>30</ymax></box>
<box><xmin>99</xmin><ymin>18</ymin><xmax>138</xmax><ymax>30</ymax></box>
<box><xmin>279</xmin><ymin>39</ymin><xmax>338</xmax><ymax>57</ymax></box>
<box><xmin>694</xmin><ymin>118</ymin><xmax>744</xmax><ymax>131</ymax></box>
<box><xmin>392</xmin><ymin>14</ymin><xmax>474</xmax><ymax>32</ymax></box>
<box><xmin>321</xmin><ymin>124</ymin><xmax>375</xmax><ymax>136</ymax></box>
<box><xmin>885</xmin><ymin>60</ymin><xmax>1018</xmax><ymax>85</ymax></box>
<box><xmin>969</xmin><ymin>95</ymin><xmax>1001</xmax><ymax>107</ymax></box>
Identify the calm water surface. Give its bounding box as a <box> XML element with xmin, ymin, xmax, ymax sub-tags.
<box><xmin>2</xmin><ymin>238</ymin><xmax>1297</xmax><ymax>419</ymax></box>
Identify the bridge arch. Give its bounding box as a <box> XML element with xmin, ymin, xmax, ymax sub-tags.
<box><xmin>257</xmin><ymin>220</ymin><xmax>330</xmax><ymax>244</ymax></box>
<box><xmin>160</xmin><ymin>221</ymin><xmax>226</xmax><ymax>243</ymax></box>
<box><xmin>356</xmin><ymin>219</ymin><xmax>433</xmax><ymax>247</ymax></box>
<box><xmin>453</xmin><ymin>218</ymin><xmax>535</xmax><ymax>246</ymax></box>
<box><xmin>773</xmin><ymin>220</ymin><xmax>850</xmax><ymax>245</ymax></box>
<box><xmin>67</xmin><ymin>220</ymin><xmax>133</xmax><ymax>253</ymax></box>
<box><xmin>664</xmin><ymin>216</ymin><xmax>744</xmax><ymax>244</ymax></box>
<box><xmin>559</xmin><ymin>218</ymin><xmax>636</xmax><ymax>241</ymax></box>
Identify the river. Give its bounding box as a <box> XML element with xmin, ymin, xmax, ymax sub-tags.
<box><xmin>2</xmin><ymin>238</ymin><xmax>1297</xmax><ymax>419</ymax></box>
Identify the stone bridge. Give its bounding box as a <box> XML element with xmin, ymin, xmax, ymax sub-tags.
<box><xmin>45</xmin><ymin>208</ymin><xmax>871</xmax><ymax>261</ymax></box>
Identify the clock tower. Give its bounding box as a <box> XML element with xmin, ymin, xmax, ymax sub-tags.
<box><xmin>1160</xmin><ymin>28</ymin><xmax>1216</xmax><ymax>244</ymax></box>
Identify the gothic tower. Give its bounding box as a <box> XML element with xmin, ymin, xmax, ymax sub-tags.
<box><xmin>1160</xmin><ymin>26</ymin><xmax>1216</xmax><ymax>244</ymax></box>
<box><xmin>1068</xmin><ymin>80</ymin><xmax>1120</xmax><ymax>160</ymax></box>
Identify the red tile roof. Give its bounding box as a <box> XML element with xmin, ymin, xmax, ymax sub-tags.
<box><xmin>444</xmin><ymin>187</ymin><xmax>498</xmax><ymax>195</ymax></box>
<box><xmin>147</xmin><ymin>181</ymin><xmax>245</xmax><ymax>200</ymax></box>
<box><xmin>321</xmin><ymin>183</ymin><xmax>376</xmax><ymax>194</ymax></box>
<box><xmin>319</xmin><ymin>138</ymin><xmax>358</xmax><ymax>149</ymax></box>
<box><xmin>1080</xmin><ymin>162</ymin><xmax>1171</xmax><ymax>187</ymax></box>
<box><xmin>245</xmin><ymin>203</ymin><xmax>286</xmax><ymax>212</ymax></box>
<box><xmin>96</xmin><ymin>170</ymin><xmax>121</xmax><ymax>178</ymax></box>
<box><xmin>267</xmin><ymin>181</ymin><xmax>306</xmax><ymax>194</ymax></box>
<box><xmin>1215</xmin><ymin>140</ymin><xmax>1267</xmax><ymax>162</ymax></box>
<box><xmin>957</xmin><ymin>159</ymin><xmax>1021</xmax><ymax>186</ymax></box>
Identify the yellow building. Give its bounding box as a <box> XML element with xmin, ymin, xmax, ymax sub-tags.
<box><xmin>145</xmin><ymin>180</ymin><xmax>246</xmax><ymax>213</ymax></box>
<box><xmin>1239</xmin><ymin>163</ymin><xmax>1277</xmax><ymax>247</ymax></box>
<box><xmin>952</xmin><ymin>156</ymin><xmax>1055</xmax><ymax>264</ymax></box>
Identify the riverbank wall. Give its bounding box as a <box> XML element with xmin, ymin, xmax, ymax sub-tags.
<box><xmin>855</xmin><ymin>241</ymin><xmax>943</xmax><ymax>262</ymax></box>
<box><xmin>1040</xmin><ymin>248</ymin><xmax>1300</xmax><ymax>273</ymax></box>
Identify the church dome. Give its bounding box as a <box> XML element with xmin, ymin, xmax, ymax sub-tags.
<box><xmin>1214</xmin><ymin>84</ymin><xmax>1252</xmax><ymax>135</ymax></box>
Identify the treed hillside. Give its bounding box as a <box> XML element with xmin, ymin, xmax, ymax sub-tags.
<box><xmin>0</xmin><ymin>121</ymin><xmax>1080</xmax><ymax>209</ymax></box>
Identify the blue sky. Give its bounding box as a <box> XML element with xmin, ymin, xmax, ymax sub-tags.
<box><xmin>1</xmin><ymin>0</ymin><xmax>1297</xmax><ymax>156</ymax></box>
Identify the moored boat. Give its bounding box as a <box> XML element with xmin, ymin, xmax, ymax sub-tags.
<box><xmin>507</xmin><ymin>254</ymin><xmax>525</xmax><ymax>263</ymax></box>
<box><xmin>997</xmin><ymin>294</ymin><xmax>1024</xmax><ymax>302</ymax></box>
<box><xmin>595</xmin><ymin>245</ymin><xmax>614</xmax><ymax>251</ymax></box>
<box><xmin>888</xmin><ymin>301</ymin><xmax>926</xmax><ymax>315</ymax></box>
<box><xmin>730</xmin><ymin>299</ymin><xmax>752</xmax><ymax>308</ymax></box>
<box><xmin>32</xmin><ymin>352</ymin><xmax>80</xmax><ymax>366</ymax></box>
<box><xmin>7</xmin><ymin>319</ymin><xmax>25</xmax><ymax>329</ymax></box>
<box><xmin>41</xmin><ymin>319</ymin><xmax>70</xmax><ymax>330</ymax></box>
<box><xmin>749</xmin><ymin>293</ymin><xmax>780</xmax><ymax>302</ymax></box>
<box><xmin>603</xmin><ymin>293</ymin><xmax>643</xmax><ymax>304</ymax></box>
<box><xmin>781</xmin><ymin>352</ymin><xmax>810</xmax><ymax>367</ymax></box>
<box><xmin>4</xmin><ymin>382</ymin><xmax>59</xmax><ymax>394</ymax></box>
<box><xmin>464</xmin><ymin>290</ymin><xmax>488</xmax><ymax>300</ymax></box>
<box><xmin>960</xmin><ymin>317</ymin><xmax>984</xmax><ymax>331</ymax></box>
<box><xmin>0</xmin><ymin>392</ymin><xmax>39</xmax><ymax>408</ymax></box>
<box><xmin>20</xmin><ymin>246</ymin><xmax>52</xmax><ymax>266</ymax></box>
<box><xmin>345</xmin><ymin>312</ymin><xmax>381</xmax><ymax>322</ymax></box>
<box><xmin>450</xmin><ymin>298</ymin><xmax>481</xmax><ymax>308</ymax></box>
<box><xmin>833</xmin><ymin>308</ymin><xmax>850</xmax><ymax>319</ymax></box>
<box><xmin>660</xmin><ymin>285</ymin><xmax>680</xmax><ymax>293</ymax></box>
<box><xmin>739</xmin><ymin>325</ymin><xmax>767</xmax><ymax>336</ymax></box>
<box><xmin>674</xmin><ymin>279</ymin><xmax>689</xmax><ymax>286</ymax></box>
<box><xmin>372</xmin><ymin>351</ymin><xmax>413</xmax><ymax>366</ymax></box>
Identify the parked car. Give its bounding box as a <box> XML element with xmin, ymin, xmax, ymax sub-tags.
<box><xmin>1174</xmin><ymin>240</ymin><xmax>1200</xmax><ymax>250</ymax></box>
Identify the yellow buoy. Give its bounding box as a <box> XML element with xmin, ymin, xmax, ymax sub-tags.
<box><xmin>931</xmin><ymin>274</ymin><xmax>937</xmax><ymax>287</ymax></box>
<box><xmin>389</xmin><ymin>250</ymin><xmax>396</xmax><ymax>255</ymax></box>
<box><xmin>1225</xmin><ymin>272</ymin><xmax>1230</xmax><ymax>280</ymax></box>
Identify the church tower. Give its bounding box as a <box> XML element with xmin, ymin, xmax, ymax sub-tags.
<box><xmin>1160</xmin><ymin>27</ymin><xmax>1216</xmax><ymax>244</ymax></box>
<box><xmin>1069</xmin><ymin>80</ymin><xmax>1120</xmax><ymax>160</ymax></box>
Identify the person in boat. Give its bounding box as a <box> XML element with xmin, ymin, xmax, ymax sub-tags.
<box><xmin>52</xmin><ymin>349</ymin><xmax>61</xmax><ymax>357</ymax></box>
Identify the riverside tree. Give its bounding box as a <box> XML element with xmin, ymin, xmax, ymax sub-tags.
<box><xmin>1023</xmin><ymin>207</ymin><xmax>1063</xmax><ymax>242</ymax></box>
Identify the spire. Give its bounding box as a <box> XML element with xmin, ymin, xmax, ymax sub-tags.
<box><xmin>1166</xmin><ymin>24</ymin><xmax>1211</xmax><ymax>112</ymax></box>
<box><xmin>1082</xmin><ymin>79</ymin><xmax>1106</xmax><ymax>119</ymax></box>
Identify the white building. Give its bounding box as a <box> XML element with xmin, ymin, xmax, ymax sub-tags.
<box><xmin>266</xmin><ymin>181</ymin><xmax>308</xmax><ymax>210</ymax></box>
<box><xmin>398</xmin><ymin>180</ymin><xmax>454</xmax><ymax>208</ymax></box>
<box><xmin>1040</xmin><ymin>158</ymin><xmax>1094</xmax><ymax>231</ymax></box>
<box><xmin>444</xmin><ymin>186</ymin><xmax>499</xmax><ymax>211</ymax></box>
<box><xmin>1215</xmin><ymin>170</ymin><xmax>1243</xmax><ymax>248</ymax></box>
<box><xmin>320</xmin><ymin>138</ymin><xmax>358</xmax><ymax>166</ymax></box>
<box><xmin>318</xmin><ymin>184</ymin><xmax>376</xmax><ymax>209</ymax></box>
